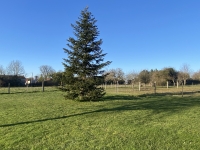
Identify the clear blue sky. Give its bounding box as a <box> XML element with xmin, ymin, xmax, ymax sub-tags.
<box><xmin>1</xmin><ymin>0</ymin><xmax>200</xmax><ymax>77</ymax></box>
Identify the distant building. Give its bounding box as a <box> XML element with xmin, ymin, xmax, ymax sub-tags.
<box><xmin>25</xmin><ymin>77</ymin><xmax>36</xmax><ymax>85</ymax></box>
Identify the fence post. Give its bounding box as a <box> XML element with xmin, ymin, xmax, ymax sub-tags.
<box><xmin>8</xmin><ymin>83</ymin><xmax>10</xmax><ymax>94</ymax></box>
<box><xmin>132</xmin><ymin>82</ymin><xmax>134</xmax><ymax>91</ymax></box>
<box><xmin>154</xmin><ymin>82</ymin><xmax>156</xmax><ymax>95</ymax></box>
<box><xmin>117</xmin><ymin>81</ymin><xmax>119</xmax><ymax>93</ymax></box>
<box><xmin>42</xmin><ymin>81</ymin><xmax>44</xmax><ymax>92</ymax></box>
<box><xmin>139</xmin><ymin>82</ymin><xmax>141</xmax><ymax>91</ymax></box>
<box><xmin>167</xmin><ymin>81</ymin><xmax>168</xmax><ymax>89</ymax></box>
<box><xmin>182</xmin><ymin>81</ymin><xmax>183</xmax><ymax>97</ymax></box>
<box><xmin>115</xmin><ymin>82</ymin><xmax>117</xmax><ymax>93</ymax></box>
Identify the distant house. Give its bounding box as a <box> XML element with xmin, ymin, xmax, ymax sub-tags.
<box><xmin>25</xmin><ymin>77</ymin><xmax>36</xmax><ymax>85</ymax></box>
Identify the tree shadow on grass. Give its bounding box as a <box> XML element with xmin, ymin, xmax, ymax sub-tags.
<box><xmin>103</xmin><ymin>90</ymin><xmax>200</xmax><ymax>101</ymax></box>
<box><xmin>1</xmin><ymin>94</ymin><xmax>200</xmax><ymax>128</ymax></box>
<box><xmin>103</xmin><ymin>95</ymin><xmax>141</xmax><ymax>101</ymax></box>
<box><xmin>103</xmin><ymin>94</ymin><xmax>200</xmax><ymax>111</ymax></box>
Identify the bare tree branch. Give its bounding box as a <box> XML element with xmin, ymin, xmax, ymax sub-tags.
<box><xmin>0</xmin><ymin>65</ymin><xmax>5</xmax><ymax>75</ymax></box>
<box><xmin>179</xmin><ymin>63</ymin><xmax>191</xmax><ymax>85</ymax></box>
<box><xmin>39</xmin><ymin>65</ymin><xmax>55</xmax><ymax>80</ymax></box>
<box><xmin>6</xmin><ymin>60</ymin><xmax>25</xmax><ymax>75</ymax></box>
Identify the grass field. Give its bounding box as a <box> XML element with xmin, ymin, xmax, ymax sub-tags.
<box><xmin>0</xmin><ymin>86</ymin><xmax>200</xmax><ymax>149</ymax></box>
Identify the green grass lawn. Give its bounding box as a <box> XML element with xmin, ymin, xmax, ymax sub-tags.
<box><xmin>0</xmin><ymin>87</ymin><xmax>200</xmax><ymax>149</ymax></box>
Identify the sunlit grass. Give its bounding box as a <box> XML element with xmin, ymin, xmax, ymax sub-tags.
<box><xmin>104</xmin><ymin>84</ymin><xmax>200</xmax><ymax>96</ymax></box>
<box><xmin>0</xmin><ymin>86</ymin><xmax>200</xmax><ymax>149</ymax></box>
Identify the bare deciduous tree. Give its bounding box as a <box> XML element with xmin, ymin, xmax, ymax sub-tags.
<box><xmin>114</xmin><ymin>68</ymin><xmax>125</xmax><ymax>82</ymax></box>
<box><xmin>105</xmin><ymin>68</ymin><xmax>125</xmax><ymax>84</ymax></box>
<box><xmin>192</xmin><ymin>70</ymin><xmax>200</xmax><ymax>80</ymax></box>
<box><xmin>39</xmin><ymin>65</ymin><xmax>55</xmax><ymax>80</ymax></box>
<box><xmin>6</xmin><ymin>60</ymin><xmax>25</xmax><ymax>75</ymax></box>
<box><xmin>150</xmin><ymin>69</ymin><xmax>159</xmax><ymax>83</ymax></box>
<box><xmin>0</xmin><ymin>65</ymin><xmax>5</xmax><ymax>75</ymax></box>
<box><xmin>179</xmin><ymin>63</ymin><xmax>191</xmax><ymax>85</ymax></box>
<box><xmin>126</xmin><ymin>70</ymin><xmax>138</xmax><ymax>83</ymax></box>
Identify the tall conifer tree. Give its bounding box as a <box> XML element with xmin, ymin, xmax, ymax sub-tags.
<box><xmin>63</xmin><ymin>7</ymin><xmax>111</xmax><ymax>101</ymax></box>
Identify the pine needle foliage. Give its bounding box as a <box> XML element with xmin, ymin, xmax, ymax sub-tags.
<box><xmin>62</xmin><ymin>7</ymin><xmax>111</xmax><ymax>101</ymax></box>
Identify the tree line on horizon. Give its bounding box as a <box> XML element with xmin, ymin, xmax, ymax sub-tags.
<box><xmin>104</xmin><ymin>65</ymin><xmax>200</xmax><ymax>86</ymax></box>
<box><xmin>1</xmin><ymin>60</ymin><xmax>200</xmax><ymax>86</ymax></box>
<box><xmin>52</xmin><ymin>65</ymin><xmax>200</xmax><ymax>87</ymax></box>
<box><xmin>0</xmin><ymin>60</ymin><xmax>57</xmax><ymax>87</ymax></box>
